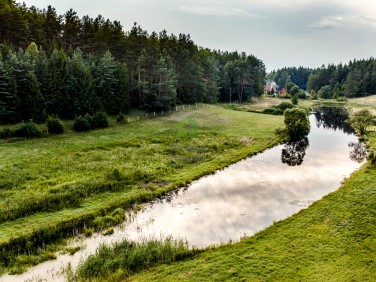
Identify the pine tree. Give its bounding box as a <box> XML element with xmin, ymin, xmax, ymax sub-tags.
<box><xmin>62</xmin><ymin>9</ymin><xmax>81</xmax><ymax>50</ymax></box>
<box><xmin>43</xmin><ymin>5</ymin><xmax>62</xmax><ymax>47</ymax></box>
<box><xmin>113</xmin><ymin>62</ymin><xmax>130</xmax><ymax>113</ymax></box>
<box><xmin>48</xmin><ymin>48</ymin><xmax>68</xmax><ymax>116</ymax></box>
<box><xmin>91</xmin><ymin>51</ymin><xmax>118</xmax><ymax>113</ymax></box>
<box><xmin>64</xmin><ymin>48</ymin><xmax>94</xmax><ymax>117</ymax></box>
<box><xmin>201</xmin><ymin>54</ymin><xmax>219</xmax><ymax>103</ymax></box>
<box><xmin>25</xmin><ymin>70</ymin><xmax>46</xmax><ymax>122</ymax></box>
<box><xmin>148</xmin><ymin>51</ymin><xmax>177</xmax><ymax>110</ymax></box>
<box><xmin>0</xmin><ymin>61</ymin><xmax>18</xmax><ymax>124</ymax></box>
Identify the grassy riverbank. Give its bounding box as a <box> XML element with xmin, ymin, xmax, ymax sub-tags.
<box><xmin>71</xmin><ymin>97</ymin><xmax>376</xmax><ymax>282</ymax></box>
<box><xmin>128</xmin><ymin>160</ymin><xmax>376</xmax><ymax>281</ymax></box>
<box><xmin>0</xmin><ymin>105</ymin><xmax>284</xmax><ymax>274</ymax></box>
<box><xmin>128</xmin><ymin>100</ymin><xmax>375</xmax><ymax>282</ymax></box>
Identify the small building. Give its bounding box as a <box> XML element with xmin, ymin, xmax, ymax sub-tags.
<box><xmin>264</xmin><ymin>81</ymin><xmax>278</xmax><ymax>94</ymax></box>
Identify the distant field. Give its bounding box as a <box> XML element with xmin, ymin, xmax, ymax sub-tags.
<box><xmin>0</xmin><ymin>105</ymin><xmax>284</xmax><ymax>273</ymax></box>
<box><xmin>348</xmin><ymin>94</ymin><xmax>376</xmax><ymax>115</ymax></box>
<box><xmin>229</xmin><ymin>95</ymin><xmax>376</xmax><ymax>115</ymax></box>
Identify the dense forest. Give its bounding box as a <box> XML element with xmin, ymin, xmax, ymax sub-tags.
<box><xmin>268</xmin><ymin>59</ymin><xmax>376</xmax><ymax>99</ymax></box>
<box><xmin>267</xmin><ymin>66</ymin><xmax>316</xmax><ymax>90</ymax></box>
<box><xmin>0</xmin><ymin>0</ymin><xmax>266</xmax><ymax>124</ymax></box>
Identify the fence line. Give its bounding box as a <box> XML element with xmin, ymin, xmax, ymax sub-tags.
<box><xmin>120</xmin><ymin>103</ymin><xmax>211</xmax><ymax>125</ymax></box>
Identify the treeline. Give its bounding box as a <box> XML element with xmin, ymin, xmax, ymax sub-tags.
<box><xmin>0</xmin><ymin>0</ymin><xmax>265</xmax><ymax>124</ymax></box>
<box><xmin>306</xmin><ymin>59</ymin><xmax>376</xmax><ymax>98</ymax></box>
<box><xmin>267</xmin><ymin>66</ymin><xmax>316</xmax><ymax>90</ymax></box>
<box><xmin>268</xmin><ymin>58</ymin><xmax>376</xmax><ymax>99</ymax></box>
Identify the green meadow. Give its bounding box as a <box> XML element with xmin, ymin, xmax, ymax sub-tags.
<box><xmin>0</xmin><ymin>105</ymin><xmax>284</xmax><ymax>273</ymax></box>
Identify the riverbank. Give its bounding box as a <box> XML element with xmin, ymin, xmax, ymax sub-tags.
<box><xmin>0</xmin><ymin>105</ymin><xmax>284</xmax><ymax>274</ymax></box>
<box><xmin>128</xmin><ymin>161</ymin><xmax>375</xmax><ymax>281</ymax></box>
<box><xmin>122</xmin><ymin>100</ymin><xmax>376</xmax><ymax>281</ymax></box>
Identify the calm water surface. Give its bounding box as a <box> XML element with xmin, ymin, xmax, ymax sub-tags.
<box><xmin>1</xmin><ymin>113</ymin><xmax>365</xmax><ymax>282</ymax></box>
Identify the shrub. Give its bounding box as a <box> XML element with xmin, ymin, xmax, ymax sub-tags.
<box><xmin>277</xmin><ymin>102</ymin><xmax>294</xmax><ymax>111</ymax></box>
<box><xmin>263</xmin><ymin>108</ymin><xmax>283</xmax><ymax>115</ymax></box>
<box><xmin>263</xmin><ymin>102</ymin><xmax>294</xmax><ymax>115</ymax></box>
<box><xmin>73</xmin><ymin>115</ymin><xmax>92</xmax><ymax>132</ymax></box>
<box><xmin>46</xmin><ymin>115</ymin><xmax>64</xmax><ymax>134</ymax></box>
<box><xmin>349</xmin><ymin>109</ymin><xmax>375</xmax><ymax>135</ymax></box>
<box><xmin>91</xmin><ymin>111</ymin><xmax>109</xmax><ymax>129</ymax></box>
<box><xmin>116</xmin><ymin>113</ymin><xmax>125</xmax><ymax>124</ymax></box>
<box><xmin>291</xmin><ymin>93</ymin><xmax>298</xmax><ymax>105</ymax></box>
<box><xmin>367</xmin><ymin>150</ymin><xmax>376</xmax><ymax>165</ymax></box>
<box><xmin>13</xmin><ymin>122</ymin><xmax>42</xmax><ymax>138</ymax></box>
<box><xmin>284</xmin><ymin>108</ymin><xmax>310</xmax><ymax>140</ymax></box>
<box><xmin>0</xmin><ymin>127</ymin><xmax>11</xmax><ymax>139</ymax></box>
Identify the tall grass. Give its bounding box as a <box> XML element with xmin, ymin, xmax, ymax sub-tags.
<box><xmin>70</xmin><ymin>237</ymin><xmax>200</xmax><ymax>281</ymax></box>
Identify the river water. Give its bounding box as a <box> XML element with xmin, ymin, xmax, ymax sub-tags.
<box><xmin>1</xmin><ymin>112</ymin><xmax>365</xmax><ymax>282</ymax></box>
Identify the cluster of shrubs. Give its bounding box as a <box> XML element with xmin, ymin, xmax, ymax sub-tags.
<box><xmin>73</xmin><ymin>112</ymin><xmax>110</xmax><ymax>132</ymax></box>
<box><xmin>263</xmin><ymin>102</ymin><xmax>295</xmax><ymax>115</ymax></box>
<box><xmin>0</xmin><ymin>116</ymin><xmax>65</xmax><ymax>139</ymax></box>
<box><xmin>0</xmin><ymin>122</ymin><xmax>43</xmax><ymax>139</ymax></box>
<box><xmin>0</xmin><ymin>112</ymin><xmax>110</xmax><ymax>139</ymax></box>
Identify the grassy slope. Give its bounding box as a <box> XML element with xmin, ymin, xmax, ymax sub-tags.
<box><xmin>127</xmin><ymin>98</ymin><xmax>376</xmax><ymax>282</ymax></box>
<box><xmin>0</xmin><ymin>106</ymin><xmax>284</xmax><ymax>271</ymax></box>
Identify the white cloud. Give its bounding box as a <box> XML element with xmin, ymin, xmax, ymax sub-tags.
<box><xmin>174</xmin><ymin>4</ymin><xmax>265</xmax><ymax>18</ymax></box>
<box><xmin>310</xmin><ymin>16</ymin><xmax>345</xmax><ymax>30</ymax></box>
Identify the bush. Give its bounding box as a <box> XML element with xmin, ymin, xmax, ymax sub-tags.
<box><xmin>349</xmin><ymin>109</ymin><xmax>375</xmax><ymax>135</ymax></box>
<box><xmin>263</xmin><ymin>108</ymin><xmax>283</xmax><ymax>115</ymax></box>
<box><xmin>284</xmin><ymin>108</ymin><xmax>310</xmax><ymax>140</ymax></box>
<box><xmin>116</xmin><ymin>113</ymin><xmax>125</xmax><ymax>124</ymax></box>
<box><xmin>0</xmin><ymin>127</ymin><xmax>11</xmax><ymax>139</ymax></box>
<box><xmin>46</xmin><ymin>115</ymin><xmax>64</xmax><ymax>134</ymax></box>
<box><xmin>13</xmin><ymin>122</ymin><xmax>42</xmax><ymax>138</ymax></box>
<box><xmin>367</xmin><ymin>150</ymin><xmax>376</xmax><ymax>164</ymax></box>
<box><xmin>91</xmin><ymin>111</ymin><xmax>109</xmax><ymax>129</ymax></box>
<box><xmin>291</xmin><ymin>94</ymin><xmax>299</xmax><ymax>105</ymax></box>
<box><xmin>263</xmin><ymin>102</ymin><xmax>294</xmax><ymax>115</ymax></box>
<box><xmin>277</xmin><ymin>102</ymin><xmax>295</xmax><ymax>111</ymax></box>
<box><xmin>73</xmin><ymin>115</ymin><xmax>92</xmax><ymax>132</ymax></box>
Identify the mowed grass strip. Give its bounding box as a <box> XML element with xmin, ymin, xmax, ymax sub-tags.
<box><xmin>126</xmin><ymin>132</ymin><xmax>376</xmax><ymax>282</ymax></box>
<box><xmin>0</xmin><ymin>106</ymin><xmax>284</xmax><ymax>270</ymax></box>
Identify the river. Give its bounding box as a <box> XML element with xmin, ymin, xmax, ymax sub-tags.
<box><xmin>1</xmin><ymin>111</ymin><xmax>365</xmax><ymax>281</ymax></box>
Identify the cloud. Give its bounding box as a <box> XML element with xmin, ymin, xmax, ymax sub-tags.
<box><xmin>174</xmin><ymin>4</ymin><xmax>266</xmax><ymax>18</ymax></box>
<box><xmin>310</xmin><ymin>16</ymin><xmax>345</xmax><ymax>30</ymax></box>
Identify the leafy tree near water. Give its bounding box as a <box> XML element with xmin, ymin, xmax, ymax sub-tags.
<box><xmin>284</xmin><ymin>108</ymin><xmax>310</xmax><ymax>140</ymax></box>
<box><xmin>349</xmin><ymin>109</ymin><xmax>375</xmax><ymax>135</ymax></box>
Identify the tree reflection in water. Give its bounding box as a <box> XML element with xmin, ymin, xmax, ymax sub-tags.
<box><xmin>281</xmin><ymin>137</ymin><xmax>309</xmax><ymax>166</ymax></box>
<box><xmin>314</xmin><ymin>105</ymin><xmax>354</xmax><ymax>134</ymax></box>
<box><xmin>348</xmin><ymin>141</ymin><xmax>367</xmax><ymax>163</ymax></box>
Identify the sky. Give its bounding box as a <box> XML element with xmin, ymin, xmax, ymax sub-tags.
<box><xmin>20</xmin><ymin>0</ymin><xmax>376</xmax><ymax>71</ymax></box>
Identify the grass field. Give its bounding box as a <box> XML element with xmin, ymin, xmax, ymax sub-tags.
<box><xmin>71</xmin><ymin>97</ymin><xmax>376</xmax><ymax>282</ymax></box>
<box><xmin>0</xmin><ymin>105</ymin><xmax>284</xmax><ymax>273</ymax></box>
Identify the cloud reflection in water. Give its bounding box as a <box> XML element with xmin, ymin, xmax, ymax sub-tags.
<box><xmin>122</xmin><ymin>115</ymin><xmax>363</xmax><ymax>247</ymax></box>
